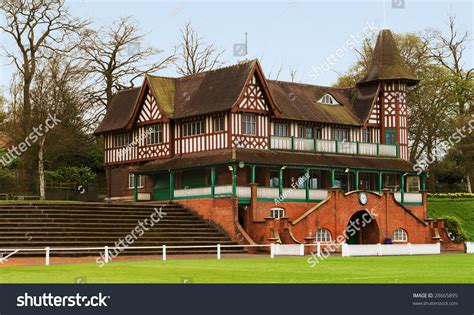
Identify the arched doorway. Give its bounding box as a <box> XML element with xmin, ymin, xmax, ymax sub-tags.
<box><xmin>345</xmin><ymin>210</ymin><xmax>379</xmax><ymax>244</ymax></box>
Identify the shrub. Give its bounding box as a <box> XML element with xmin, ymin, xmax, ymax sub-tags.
<box><xmin>444</xmin><ymin>216</ymin><xmax>469</xmax><ymax>242</ymax></box>
<box><xmin>45</xmin><ymin>166</ymin><xmax>95</xmax><ymax>185</ymax></box>
<box><xmin>428</xmin><ymin>193</ymin><xmax>474</xmax><ymax>199</ymax></box>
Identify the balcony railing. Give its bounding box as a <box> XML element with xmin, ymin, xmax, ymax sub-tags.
<box><xmin>270</xmin><ymin>136</ymin><xmax>398</xmax><ymax>158</ymax></box>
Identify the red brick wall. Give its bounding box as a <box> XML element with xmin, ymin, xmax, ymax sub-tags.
<box><xmin>107</xmin><ymin>165</ymin><xmax>153</xmax><ymax>200</ymax></box>
<box><xmin>177</xmin><ymin>197</ymin><xmax>238</xmax><ymax>239</ymax></box>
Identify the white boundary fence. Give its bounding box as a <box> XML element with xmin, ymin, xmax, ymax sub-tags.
<box><xmin>466</xmin><ymin>242</ymin><xmax>474</xmax><ymax>253</ymax></box>
<box><xmin>0</xmin><ymin>241</ymin><xmax>463</xmax><ymax>265</ymax></box>
<box><xmin>341</xmin><ymin>243</ymin><xmax>441</xmax><ymax>257</ymax></box>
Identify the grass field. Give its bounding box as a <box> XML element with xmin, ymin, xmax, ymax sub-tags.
<box><xmin>428</xmin><ymin>198</ymin><xmax>474</xmax><ymax>240</ymax></box>
<box><xmin>1</xmin><ymin>254</ymin><xmax>473</xmax><ymax>284</ymax></box>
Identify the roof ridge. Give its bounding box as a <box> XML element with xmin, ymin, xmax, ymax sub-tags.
<box><xmin>268</xmin><ymin>79</ymin><xmax>347</xmax><ymax>91</ymax></box>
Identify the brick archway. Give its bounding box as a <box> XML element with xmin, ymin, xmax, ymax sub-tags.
<box><xmin>345</xmin><ymin>210</ymin><xmax>380</xmax><ymax>244</ymax></box>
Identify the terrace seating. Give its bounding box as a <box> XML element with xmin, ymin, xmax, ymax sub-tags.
<box><xmin>0</xmin><ymin>202</ymin><xmax>244</xmax><ymax>257</ymax></box>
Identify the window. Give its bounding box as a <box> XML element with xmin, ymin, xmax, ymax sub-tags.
<box><xmin>363</xmin><ymin>128</ymin><xmax>372</xmax><ymax>143</ymax></box>
<box><xmin>213</xmin><ymin>116</ymin><xmax>225</xmax><ymax>132</ymax></box>
<box><xmin>146</xmin><ymin>125</ymin><xmax>163</xmax><ymax>145</ymax></box>
<box><xmin>406</xmin><ymin>176</ymin><xmax>420</xmax><ymax>192</ymax></box>
<box><xmin>318</xmin><ymin>94</ymin><xmax>339</xmax><ymax>105</ymax></box>
<box><xmin>241</xmin><ymin>114</ymin><xmax>256</xmax><ymax>135</ymax></box>
<box><xmin>270</xmin><ymin>207</ymin><xmax>285</xmax><ymax>219</ymax></box>
<box><xmin>274</xmin><ymin>123</ymin><xmax>289</xmax><ymax>137</ymax></box>
<box><xmin>333</xmin><ymin>128</ymin><xmax>348</xmax><ymax>141</ymax></box>
<box><xmin>385</xmin><ymin>128</ymin><xmax>396</xmax><ymax>145</ymax></box>
<box><xmin>269</xmin><ymin>171</ymin><xmax>279</xmax><ymax>188</ymax></box>
<box><xmin>393</xmin><ymin>228</ymin><xmax>408</xmax><ymax>242</ymax></box>
<box><xmin>128</xmin><ymin>173</ymin><xmax>144</xmax><ymax>188</ymax></box>
<box><xmin>183</xmin><ymin>120</ymin><xmax>205</xmax><ymax>137</ymax></box>
<box><xmin>112</xmin><ymin>133</ymin><xmax>132</xmax><ymax>148</ymax></box>
<box><xmin>298</xmin><ymin>126</ymin><xmax>313</xmax><ymax>138</ymax></box>
<box><xmin>315</xmin><ymin>228</ymin><xmax>332</xmax><ymax>242</ymax></box>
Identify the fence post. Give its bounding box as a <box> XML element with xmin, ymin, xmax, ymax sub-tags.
<box><xmin>104</xmin><ymin>246</ymin><xmax>109</xmax><ymax>263</ymax></box>
<box><xmin>299</xmin><ymin>243</ymin><xmax>304</xmax><ymax>256</ymax></box>
<box><xmin>163</xmin><ymin>245</ymin><xmax>167</xmax><ymax>261</ymax></box>
<box><xmin>45</xmin><ymin>247</ymin><xmax>50</xmax><ymax>266</ymax></box>
<box><xmin>217</xmin><ymin>244</ymin><xmax>221</xmax><ymax>260</ymax></box>
<box><xmin>270</xmin><ymin>243</ymin><xmax>275</xmax><ymax>258</ymax></box>
<box><xmin>317</xmin><ymin>242</ymin><xmax>321</xmax><ymax>257</ymax></box>
<box><xmin>342</xmin><ymin>243</ymin><xmax>349</xmax><ymax>257</ymax></box>
<box><xmin>408</xmin><ymin>243</ymin><xmax>412</xmax><ymax>255</ymax></box>
<box><xmin>377</xmin><ymin>243</ymin><xmax>382</xmax><ymax>256</ymax></box>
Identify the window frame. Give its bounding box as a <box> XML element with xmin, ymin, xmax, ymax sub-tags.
<box><xmin>333</xmin><ymin>128</ymin><xmax>348</xmax><ymax>141</ymax></box>
<box><xmin>128</xmin><ymin>173</ymin><xmax>144</xmax><ymax>189</ymax></box>
<box><xmin>270</xmin><ymin>207</ymin><xmax>285</xmax><ymax>219</ymax></box>
<box><xmin>406</xmin><ymin>176</ymin><xmax>420</xmax><ymax>192</ymax></box>
<box><xmin>274</xmin><ymin>122</ymin><xmax>289</xmax><ymax>137</ymax></box>
<box><xmin>385</xmin><ymin>128</ymin><xmax>397</xmax><ymax>145</ymax></box>
<box><xmin>241</xmin><ymin>113</ymin><xmax>257</xmax><ymax>135</ymax></box>
<box><xmin>363</xmin><ymin>128</ymin><xmax>372</xmax><ymax>143</ymax></box>
<box><xmin>146</xmin><ymin>125</ymin><xmax>163</xmax><ymax>145</ymax></box>
<box><xmin>112</xmin><ymin>133</ymin><xmax>132</xmax><ymax>148</ymax></box>
<box><xmin>213</xmin><ymin>116</ymin><xmax>225</xmax><ymax>133</ymax></box>
<box><xmin>315</xmin><ymin>228</ymin><xmax>332</xmax><ymax>242</ymax></box>
<box><xmin>298</xmin><ymin>126</ymin><xmax>313</xmax><ymax>139</ymax></box>
<box><xmin>183</xmin><ymin>120</ymin><xmax>206</xmax><ymax>137</ymax></box>
<box><xmin>393</xmin><ymin>228</ymin><xmax>408</xmax><ymax>242</ymax></box>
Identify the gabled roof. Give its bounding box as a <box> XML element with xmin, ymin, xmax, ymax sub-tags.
<box><xmin>357</xmin><ymin>29</ymin><xmax>418</xmax><ymax>86</ymax></box>
<box><xmin>343</xmin><ymin>83</ymin><xmax>381</xmax><ymax>122</ymax></box>
<box><xmin>94</xmin><ymin>88</ymin><xmax>140</xmax><ymax>134</ymax></box>
<box><xmin>267</xmin><ymin>81</ymin><xmax>362</xmax><ymax>126</ymax></box>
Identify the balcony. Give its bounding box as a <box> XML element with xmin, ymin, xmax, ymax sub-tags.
<box><xmin>269</xmin><ymin>136</ymin><xmax>398</xmax><ymax>158</ymax></box>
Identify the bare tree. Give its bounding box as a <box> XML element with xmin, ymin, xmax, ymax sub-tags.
<box><xmin>0</xmin><ymin>0</ymin><xmax>88</xmax><ymax>137</ymax></box>
<box><xmin>428</xmin><ymin>14</ymin><xmax>473</xmax><ymax>115</ymax></box>
<box><xmin>289</xmin><ymin>66</ymin><xmax>298</xmax><ymax>82</ymax></box>
<box><xmin>80</xmin><ymin>16</ymin><xmax>175</xmax><ymax>118</ymax></box>
<box><xmin>174</xmin><ymin>22</ymin><xmax>224</xmax><ymax>75</ymax></box>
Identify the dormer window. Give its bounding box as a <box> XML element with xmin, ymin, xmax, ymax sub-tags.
<box><xmin>318</xmin><ymin>94</ymin><xmax>339</xmax><ymax>105</ymax></box>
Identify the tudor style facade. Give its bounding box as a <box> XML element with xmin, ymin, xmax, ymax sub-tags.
<box><xmin>95</xmin><ymin>30</ymin><xmax>460</xmax><ymax>249</ymax></box>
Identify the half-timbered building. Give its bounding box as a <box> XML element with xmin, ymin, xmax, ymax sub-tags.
<box><xmin>95</xmin><ymin>30</ymin><xmax>457</xmax><ymax>248</ymax></box>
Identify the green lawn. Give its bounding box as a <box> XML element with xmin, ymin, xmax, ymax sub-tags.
<box><xmin>428</xmin><ymin>198</ymin><xmax>474</xmax><ymax>240</ymax></box>
<box><xmin>1</xmin><ymin>254</ymin><xmax>473</xmax><ymax>284</ymax></box>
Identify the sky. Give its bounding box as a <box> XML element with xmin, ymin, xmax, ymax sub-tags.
<box><xmin>0</xmin><ymin>0</ymin><xmax>472</xmax><ymax>91</ymax></box>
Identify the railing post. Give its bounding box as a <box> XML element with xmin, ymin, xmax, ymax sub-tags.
<box><xmin>299</xmin><ymin>243</ymin><xmax>304</xmax><ymax>256</ymax></box>
<box><xmin>313</xmin><ymin>138</ymin><xmax>317</xmax><ymax>152</ymax></box>
<box><xmin>335</xmin><ymin>140</ymin><xmax>339</xmax><ymax>153</ymax></box>
<box><xmin>376</xmin><ymin>143</ymin><xmax>380</xmax><ymax>157</ymax></box>
<box><xmin>217</xmin><ymin>244</ymin><xmax>221</xmax><ymax>260</ymax></box>
<box><xmin>355</xmin><ymin>170</ymin><xmax>359</xmax><ymax>191</ymax></box>
<box><xmin>356</xmin><ymin>142</ymin><xmax>360</xmax><ymax>155</ymax></box>
<box><xmin>305</xmin><ymin>167</ymin><xmax>310</xmax><ymax>202</ymax></box>
<box><xmin>163</xmin><ymin>245</ymin><xmax>167</xmax><ymax>261</ymax></box>
<box><xmin>291</xmin><ymin>136</ymin><xmax>295</xmax><ymax>151</ymax></box>
<box><xmin>210</xmin><ymin>167</ymin><xmax>215</xmax><ymax>198</ymax></box>
<box><xmin>270</xmin><ymin>243</ymin><xmax>275</xmax><ymax>258</ymax></box>
<box><xmin>408</xmin><ymin>243</ymin><xmax>412</xmax><ymax>255</ymax></box>
<box><xmin>317</xmin><ymin>242</ymin><xmax>321</xmax><ymax>257</ymax></box>
<box><xmin>104</xmin><ymin>246</ymin><xmax>109</xmax><ymax>263</ymax></box>
<box><xmin>396</xmin><ymin>144</ymin><xmax>399</xmax><ymax>158</ymax></box>
<box><xmin>45</xmin><ymin>247</ymin><xmax>50</xmax><ymax>266</ymax></box>
<box><xmin>377</xmin><ymin>243</ymin><xmax>382</xmax><ymax>256</ymax></box>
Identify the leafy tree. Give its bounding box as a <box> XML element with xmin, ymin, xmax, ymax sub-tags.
<box><xmin>45</xmin><ymin>166</ymin><xmax>95</xmax><ymax>185</ymax></box>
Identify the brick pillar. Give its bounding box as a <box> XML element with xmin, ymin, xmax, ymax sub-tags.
<box><xmin>329</xmin><ymin>187</ymin><xmax>341</xmax><ymax>237</ymax></box>
<box><xmin>250</xmin><ymin>183</ymin><xmax>258</xmax><ymax>222</ymax></box>
<box><xmin>421</xmin><ymin>190</ymin><xmax>428</xmax><ymax>219</ymax></box>
<box><xmin>382</xmin><ymin>188</ymin><xmax>391</xmax><ymax>240</ymax></box>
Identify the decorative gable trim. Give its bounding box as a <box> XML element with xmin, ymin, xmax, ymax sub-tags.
<box><xmin>363</xmin><ymin>83</ymin><xmax>382</xmax><ymax>127</ymax></box>
<box><xmin>232</xmin><ymin>60</ymin><xmax>281</xmax><ymax>117</ymax></box>
<box><xmin>126</xmin><ymin>77</ymin><xmax>170</xmax><ymax>129</ymax></box>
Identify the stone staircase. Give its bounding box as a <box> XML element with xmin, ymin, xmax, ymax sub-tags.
<box><xmin>0</xmin><ymin>202</ymin><xmax>244</xmax><ymax>257</ymax></box>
